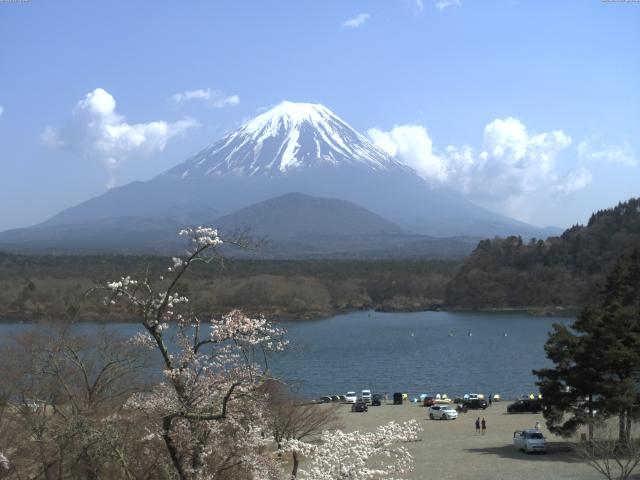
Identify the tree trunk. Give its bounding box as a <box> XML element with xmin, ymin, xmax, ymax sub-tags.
<box><xmin>191</xmin><ymin>425</ymin><xmax>205</xmax><ymax>478</ymax></box>
<box><xmin>588</xmin><ymin>393</ymin><xmax>594</xmax><ymax>441</ymax></box>
<box><xmin>291</xmin><ymin>450</ymin><xmax>299</xmax><ymax>479</ymax></box>
<box><xmin>619</xmin><ymin>410</ymin><xmax>627</xmax><ymax>443</ymax></box>
<box><xmin>162</xmin><ymin>416</ymin><xmax>190</xmax><ymax>480</ymax></box>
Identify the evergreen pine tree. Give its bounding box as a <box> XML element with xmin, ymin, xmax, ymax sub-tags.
<box><xmin>534</xmin><ymin>250</ymin><xmax>640</xmax><ymax>440</ymax></box>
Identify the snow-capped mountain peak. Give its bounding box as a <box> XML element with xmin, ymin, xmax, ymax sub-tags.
<box><xmin>165</xmin><ymin>101</ymin><xmax>408</xmax><ymax>178</ymax></box>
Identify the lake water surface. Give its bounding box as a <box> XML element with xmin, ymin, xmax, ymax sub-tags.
<box><xmin>0</xmin><ymin>310</ymin><xmax>571</xmax><ymax>401</ymax></box>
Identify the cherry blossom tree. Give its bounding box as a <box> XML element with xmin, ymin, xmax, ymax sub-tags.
<box><xmin>104</xmin><ymin>227</ymin><xmax>287</xmax><ymax>480</ymax></box>
<box><xmin>285</xmin><ymin>420</ymin><xmax>422</xmax><ymax>480</ymax></box>
<box><xmin>263</xmin><ymin>380</ymin><xmax>340</xmax><ymax>479</ymax></box>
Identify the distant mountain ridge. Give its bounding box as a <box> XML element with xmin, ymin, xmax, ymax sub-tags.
<box><xmin>0</xmin><ymin>193</ymin><xmax>479</xmax><ymax>258</ymax></box>
<box><xmin>214</xmin><ymin>192</ymin><xmax>405</xmax><ymax>239</ymax></box>
<box><xmin>1</xmin><ymin>101</ymin><xmax>555</xmax><ymax>253</ymax></box>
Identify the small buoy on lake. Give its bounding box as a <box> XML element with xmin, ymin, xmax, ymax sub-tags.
<box><xmin>410</xmin><ymin>333</ymin><xmax>415</xmax><ymax>337</ymax></box>
<box><xmin>504</xmin><ymin>332</ymin><xmax>508</xmax><ymax>337</ymax></box>
<box><xmin>448</xmin><ymin>333</ymin><xmax>454</xmax><ymax>337</ymax></box>
<box><xmin>468</xmin><ymin>332</ymin><xmax>473</xmax><ymax>337</ymax></box>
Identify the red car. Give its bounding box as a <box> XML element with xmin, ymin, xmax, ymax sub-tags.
<box><xmin>423</xmin><ymin>397</ymin><xmax>435</xmax><ymax>407</ymax></box>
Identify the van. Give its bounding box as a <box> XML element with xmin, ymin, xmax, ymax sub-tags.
<box><xmin>362</xmin><ymin>389</ymin><xmax>372</xmax><ymax>403</ymax></box>
<box><xmin>513</xmin><ymin>429</ymin><xmax>546</xmax><ymax>453</ymax></box>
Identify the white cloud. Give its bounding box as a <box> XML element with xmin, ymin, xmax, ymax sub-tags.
<box><xmin>0</xmin><ymin>105</ymin><xmax>3</xmax><ymax>117</ymax></box>
<box><xmin>578</xmin><ymin>136</ymin><xmax>637</xmax><ymax>167</ymax></box>
<box><xmin>43</xmin><ymin>88</ymin><xmax>198</xmax><ymax>188</ymax></box>
<box><xmin>368</xmin><ymin>117</ymin><xmax>589</xmax><ymax>202</ymax></box>
<box><xmin>414</xmin><ymin>0</ymin><xmax>424</xmax><ymax>13</ymax></box>
<box><xmin>368</xmin><ymin>125</ymin><xmax>447</xmax><ymax>182</ymax></box>
<box><xmin>171</xmin><ymin>89</ymin><xmax>240</xmax><ymax>108</ymax></box>
<box><xmin>435</xmin><ymin>0</ymin><xmax>461</xmax><ymax>11</ymax></box>
<box><xmin>341</xmin><ymin>13</ymin><xmax>370</xmax><ymax>28</ymax></box>
<box><xmin>41</xmin><ymin>126</ymin><xmax>64</xmax><ymax>148</ymax></box>
<box><xmin>555</xmin><ymin>167</ymin><xmax>593</xmax><ymax>195</ymax></box>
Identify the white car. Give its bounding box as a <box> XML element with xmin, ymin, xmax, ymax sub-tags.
<box><xmin>428</xmin><ymin>405</ymin><xmax>458</xmax><ymax>420</ymax></box>
<box><xmin>465</xmin><ymin>393</ymin><xmax>484</xmax><ymax>401</ymax></box>
<box><xmin>362</xmin><ymin>390</ymin><xmax>372</xmax><ymax>403</ymax></box>
<box><xmin>513</xmin><ymin>429</ymin><xmax>546</xmax><ymax>453</ymax></box>
<box><xmin>345</xmin><ymin>391</ymin><xmax>358</xmax><ymax>404</ymax></box>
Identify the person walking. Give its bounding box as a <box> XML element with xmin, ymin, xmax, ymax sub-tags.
<box><xmin>481</xmin><ymin>418</ymin><xmax>487</xmax><ymax>435</ymax></box>
<box><xmin>489</xmin><ymin>393</ymin><xmax>493</xmax><ymax>407</ymax></box>
<box><xmin>535</xmin><ymin>421</ymin><xmax>540</xmax><ymax>431</ymax></box>
<box><xmin>475</xmin><ymin>417</ymin><xmax>481</xmax><ymax>434</ymax></box>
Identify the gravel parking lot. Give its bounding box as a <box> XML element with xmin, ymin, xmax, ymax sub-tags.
<box><xmin>333</xmin><ymin>401</ymin><xmax>607</xmax><ymax>480</ymax></box>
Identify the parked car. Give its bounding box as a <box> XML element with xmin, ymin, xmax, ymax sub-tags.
<box><xmin>345</xmin><ymin>392</ymin><xmax>358</xmax><ymax>404</ymax></box>
<box><xmin>464</xmin><ymin>398</ymin><xmax>488</xmax><ymax>410</ymax></box>
<box><xmin>428</xmin><ymin>405</ymin><xmax>458</xmax><ymax>420</ymax></box>
<box><xmin>513</xmin><ymin>429</ymin><xmax>546</xmax><ymax>453</ymax></box>
<box><xmin>507</xmin><ymin>399</ymin><xmax>543</xmax><ymax>413</ymax></box>
<box><xmin>393</xmin><ymin>392</ymin><xmax>403</xmax><ymax>405</ymax></box>
<box><xmin>351</xmin><ymin>401</ymin><xmax>368</xmax><ymax>413</ymax></box>
<box><xmin>362</xmin><ymin>389</ymin><xmax>372</xmax><ymax>403</ymax></box>
<box><xmin>371</xmin><ymin>394</ymin><xmax>382</xmax><ymax>406</ymax></box>
<box><xmin>465</xmin><ymin>393</ymin><xmax>484</xmax><ymax>401</ymax></box>
<box><xmin>423</xmin><ymin>396</ymin><xmax>435</xmax><ymax>407</ymax></box>
<box><xmin>434</xmin><ymin>397</ymin><xmax>453</xmax><ymax>404</ymax></box>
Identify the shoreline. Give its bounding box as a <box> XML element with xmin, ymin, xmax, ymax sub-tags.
<box><xmin>0</xmin><ymin>304</ymin><xmax>579</xmax><ymax>325</ymax></box>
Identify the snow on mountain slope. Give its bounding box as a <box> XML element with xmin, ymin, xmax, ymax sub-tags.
<box><xmin>164</xmin><ymin>101</ymin><xmax>410</xmax><ymax>178</ymax></box>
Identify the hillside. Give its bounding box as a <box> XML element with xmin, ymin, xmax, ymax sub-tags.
<box><xmin>214</xmin><ymin>192</ymin><xmax>405</xmax><ymax>239</ymax></box>
<box><xmin>445</xmin><ymin>197</ymin><xmax>640</xmax><ymax>310</ymax></box>
<box><xmin>0</xmin><ymin>193</ymin><xmax>478</xmax><ymax>258</ymax></box>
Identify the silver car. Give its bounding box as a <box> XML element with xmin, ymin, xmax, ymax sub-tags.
<box><xmin>513</xmin><ymin>429</ymin><xmax>546</xmax><ymax>453</ymax></box>
<box><xmin>428</xmin><ymin>405</ymin><xmax>458</xmax><ymax>420</ymax></box>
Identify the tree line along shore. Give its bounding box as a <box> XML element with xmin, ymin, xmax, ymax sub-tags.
<box><xmin>1</xmin><ymin>197</ymin><xmax>638</xmax><ymax>322</ymax></box>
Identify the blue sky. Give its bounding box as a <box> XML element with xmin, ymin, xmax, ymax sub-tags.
<box><xmin>0</xmin><ymin>0</ymin><xmax>638</xmax><ymax>230</ymax></box>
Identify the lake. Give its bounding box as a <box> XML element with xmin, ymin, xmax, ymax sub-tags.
<box><xmin>0</xmin><ymin>310</ymin><xmax>570</xmax><ymax>401</ymax></box>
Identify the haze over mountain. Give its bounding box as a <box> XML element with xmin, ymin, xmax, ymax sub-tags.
<box><xmin>215</xmin><ymin>192</ymin><xmax>405</xmax><ymax>239</ymax></box>
<box><xmin>0</xmin><ymin>102</ymin><xmax>557</xmax><ymax>255</ymax></box>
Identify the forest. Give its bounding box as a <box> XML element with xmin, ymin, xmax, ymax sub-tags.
<box><xmin>446</xmin><ymin>197</ymin><xmax>640</xmax><ymax>310</ymax></box>
<box><xmin>1</xmin><ymin>197</ymin><xmax>638</xmax><ymax>321</ymax></box>
<box><xmin>0</xmin><ymin>254</ymin><xmax>455</xmax><ymax>321</ymax></box>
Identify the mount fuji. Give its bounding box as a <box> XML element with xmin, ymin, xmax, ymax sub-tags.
<box><xmin>0</xmin><ymin>101</ymin><xmax>552</xmax><ymax>255</ymax></box>
<box><xmin>167</xmin><ymin>101</ymin><xmax>409</xmax><ymax>178</ymax></box>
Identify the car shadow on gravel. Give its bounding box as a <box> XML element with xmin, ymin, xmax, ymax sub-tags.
<box><xmin>464</xmin><ymin>442</ymin><xmax>582</xmax><ymax>463</ymax></box>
